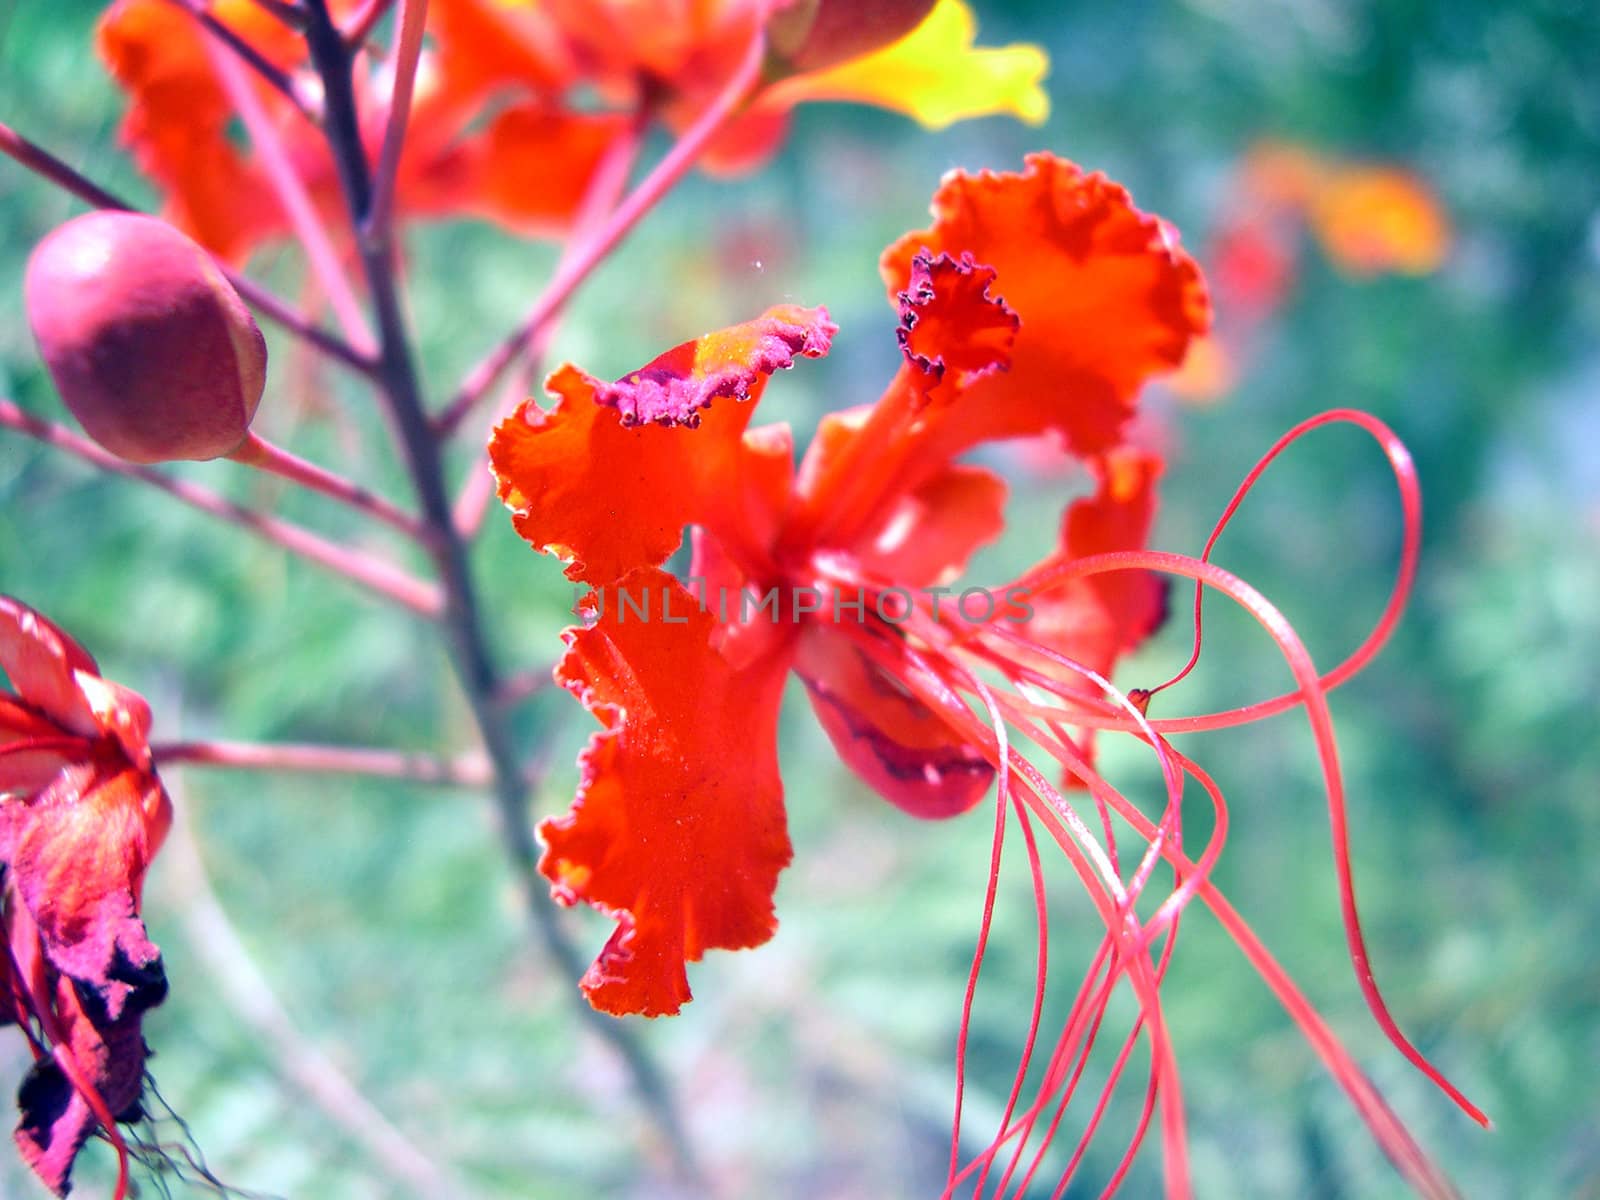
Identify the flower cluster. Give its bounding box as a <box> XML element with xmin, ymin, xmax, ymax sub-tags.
<box><xmin>99</xmin><ymin>0</ymin><xmax>1046</xmax><ymax>258</ymax></box>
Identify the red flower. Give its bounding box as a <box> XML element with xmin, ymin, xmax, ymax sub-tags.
<box><xmin>489</xmin><ymin>154</ymin><xmax>1207</xmax><ymax>1015</ymax></box>
<box><xmin>0</xmin><ymin>597</ymin><xmax>171</xmax><ymax>1198</ymax></box>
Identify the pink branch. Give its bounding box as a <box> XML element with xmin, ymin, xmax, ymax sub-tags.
<box><xmin>434</xmin><ymin>32</ymin><xmax>767</xmax><ymax>437</ymax></box>
<box><xmin>364</xmin><ymin>0</ymin><xmax>428</xmax><ymax>238</ymax></box>
<box><xmin>228</xmin><ymin>431</ymin><xmax>431</xmax><ymax>541</ymax></box>
<box><xmin>0</xmin><ymin>119</ymin><xmax>372</xmax><ymax>374</ymax></box>
<box><xmin>0</xmin><ymin>398</ymin><xmax>442</xmax><ymax>617</ymax></box>
<box><xmin>162</xmin><ymin>0</ymin><xmax>316</xmax><ymax>120</ymax></box>
<box><xmin>153</xmin><ymin>738</ymin><xmax>491</xmax><ymax>786</ymax></box>
<box><xmin>450</xmin><ymin>111</ymin><xmax>646</xmax><ymax>535</ymax></box>
<box><xmin>202</xmin><ymin>33</ymin><xmax>375</xmax><ymax>353</ymax></box>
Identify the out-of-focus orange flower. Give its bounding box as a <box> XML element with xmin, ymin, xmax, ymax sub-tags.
<box><xmin>1243</xmin><ymin>140</ymin><xmax>1452</xmax><ymax>277</ymax></box>
<box><xmin>1305</xmin><ymin>166</ymin><xmax>1451</xmax><ymax>276</ymax></box>
<box><xmin>0</xmin><ymin>598</ymin><xmax>171</xmax><ymax>1198</ymax></box>
<box><xmin>1171</xmin><ymin>140</ymin><xmax>1451</xmax><ymax>402</ymax></box>
<box><xmin>96</xmin><ymin>0</ymin><xmax>1047</xmax><ymax>257</ymax></box>
<box><xmin>487</xmin><ymin>153</ymin><xmax>1205</xmax><ymax>1016</ymax></box>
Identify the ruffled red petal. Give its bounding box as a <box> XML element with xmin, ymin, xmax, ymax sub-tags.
<box><xmin>490</xmin><ymin>306</ymin><xmax>833</xmax><ymax>585</ymax></box>
<box><xmin>541</xmin><ymin>569</ymin><xmax>793</xmax><ymax>1016</ymax></box>
<box><xmin>881</xmin><ymin>153</ymin><xmax>1209</xmax><ymax>458</ymax></box>
<box><xmin>896</xmin><ymin>251</ymin><xmax>1018</xmax><ymax>395</ymax></box>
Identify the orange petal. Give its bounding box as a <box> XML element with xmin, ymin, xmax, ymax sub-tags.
<box><xmin>761</xmin><ymin>0</ymin><xmax>1048</xmax><ymax>131</ymax></box>
<box><xmin>541</xmin><ymin>568</ymin><xmax>793</xmax><ymax>1016</ymax></box>
<box><xmin>882</xmin><ymin>153</ymin><xmax>1210</xmax><ymax>460</ymax></box>
<box><xmin>425</xmin><ymin>0</ymin><xmax>575</xmax><ymax>109</ymax></box>
<box><xmin>490</xmin><ymin>305</ymin><xmax>834</xmax><ymax>585</ymax></box>
<box><xmin>1308</xmin><ymin>166</ymin><xmax>1451</xmax><ymax>277</ymax></box>
<box><xmin>96</xmin><ymin>0</ymin><xmax>290</xmax><ymax>257</ymax></box>
<box><xmin>430</xmin><ymin>106</ymin><xmax>634</xmax><ymax>237</ymax></box>
<box><xmin>848</xmin><ymin>463</ymin><xmax>1008</xmax><ymax>589</ymax></box>
<box><xmin>795</xmin><ymin>624</ymin><xmax>993</xmax><ymax>819</ymax></box>
<box><xmin>1026</xmin><ymin>447</ymin><xmax>1168</xmax><ymax>685</ymax></box>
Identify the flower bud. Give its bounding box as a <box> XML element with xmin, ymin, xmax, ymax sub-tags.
<box><xmin>24</xmin><ymin>211</ymin><xmax>266</xmax><ymax>464</ymax></box>
<box><xmin>767</xmin><ymin>0</ymin><xmax>938</xmax><ymax>74</ymax></box>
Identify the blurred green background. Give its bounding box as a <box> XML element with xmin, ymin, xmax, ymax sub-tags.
<box><xmin>2</xmin><ymin>1</ymin><xmax>1597</xmax><ymax>1196</ymax></box>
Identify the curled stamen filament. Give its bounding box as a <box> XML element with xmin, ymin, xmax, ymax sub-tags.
<box><xmin>808</xmin><ymin>460</ymin><xmax>1479</xmax><ymax>1194</ymax></box>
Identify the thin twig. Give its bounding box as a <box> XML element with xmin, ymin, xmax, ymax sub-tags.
<box><xmin>450</xmin><ymin>110</ymin><xmax>647</xmax><ymax>535</ymax></box>
<box><xmin>433</xmin><ymin>34</ymin><xmax>766</xmax><ymax>437</ymax></box>
<box><xmin>363</xmin><ymin>0</ymin><xmax>427</xmax><ymax>239</ymax></box>
<box><xmin>201</xmin><ymin>33</ymin><xmax>375</xmax><ymax>352</ymax></box>
<box><xmin>153</xmin><ymin>739</ymin><xmax>492</xmax><ymax>787</ymax></box>
<box><xmin>299</xmin><ymin>1</ymin><xmax>709</xmax><ymax>1182</ymax></box>
<box><xmin>490</xmin><ymin>665</ymin><xmax>556</xmax><ymax>712</ymax></box>
<box><xmin>161</xmin><ymin>0</ymin><xmax>319</xmax><ymax>122</ymax></box>
<box><xmin>0</xmin><ymin>120</ymin><xmax>373</xmax><ymax>374</ymax></box>
<box><xmin>0</xmin><ymin>399</ymin><xmax>442</xmax><ymax>617</ymax></box>
<box><xmin>158</xmin><ymin>794</ymin><xmax>471</xmax><ymax>1199</ymax></box>
<box><xmin>229</xmin><ymin>431</ymin><xmax>431</xmax><ymax>542</ymax></box>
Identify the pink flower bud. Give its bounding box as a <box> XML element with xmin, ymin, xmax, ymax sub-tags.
<box><xmin>24</xmin><ymin>211</ymin><xmax>267</xmax><ymax>464</ymax></box>
<box><xmin>767</xmin><ymin>0</ymin><xmax>938</xmax><ymax>74</ymax></box>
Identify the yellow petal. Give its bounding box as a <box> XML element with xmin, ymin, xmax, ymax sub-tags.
<box><xmin>764</xmin><ymin>0</ymin><xmax>1048</xmax><ymax>129</ymax></box>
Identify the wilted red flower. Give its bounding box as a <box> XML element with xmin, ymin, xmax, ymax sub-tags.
<box><xmin>0</xmin><ymin>598</ymin><xmax>171</xmax><ymax>1198</ymax></box>
<box><xmin>489</xmin><ymin>152</ymin><xmax>1206</xmax><ymax>1016</ymax></box>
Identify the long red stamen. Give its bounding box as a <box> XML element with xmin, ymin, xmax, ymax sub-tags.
<box><xmin>837</xmin><ymin>621</ymin><xmax>1190</xmax><ymax>1197</ymax></box>
<box><xmin>1023</xmin><ymin>547</ymin><xmax>1486</xmax><ymax>1124</ymax></box>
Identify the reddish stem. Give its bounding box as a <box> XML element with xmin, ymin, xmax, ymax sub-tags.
<box><xmin>0</xmin><ymin>119</ymin><xmax>372</xmax><ymax>374</ymax></box>
<box><xmin>452</xmin><ymin>112</ymin><xmax>646</xmax><ymax>534</ymax></box>
<box><xmin>152</xmin><ymin>739</ymin><xmax>491</xmax><ymax>786</ymax></box>
<box><xmin>228</xmin><ymin>431</ymin><xmax>429</xmax><ymax>541</ymax></box>
<box><xmin>434</xmin><ymin>34</ymin><xmax>767</xmax><ymax>436</ymax></box>
<box><xmin>297</xmin><ymin>0</ymin><xmax>704</xmax><ymax>1178</ymax></box>
<box><xmin>0</xmin><ymin>399</ymin><xmax>442</xmax><ymax>617</ymax></box>
<box><xmin>162</xmin><ymin>0</ymin><xmax>317</xmax><ymax>120</ymax></box>
<box><xmin>202</xmin><ymin>32</ymin><xmax>374</xmax><ymax>351</ymax></box>
<box><xmin>364</xmin><ymin>0</ymin><xmax>427</xmax><ymax>239</ymax></box>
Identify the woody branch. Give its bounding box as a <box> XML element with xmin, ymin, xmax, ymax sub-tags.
<box><xmin>295</xmin><ymin>0</ymin><xmax>704</xmax><ymax>1182</ymax></box>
